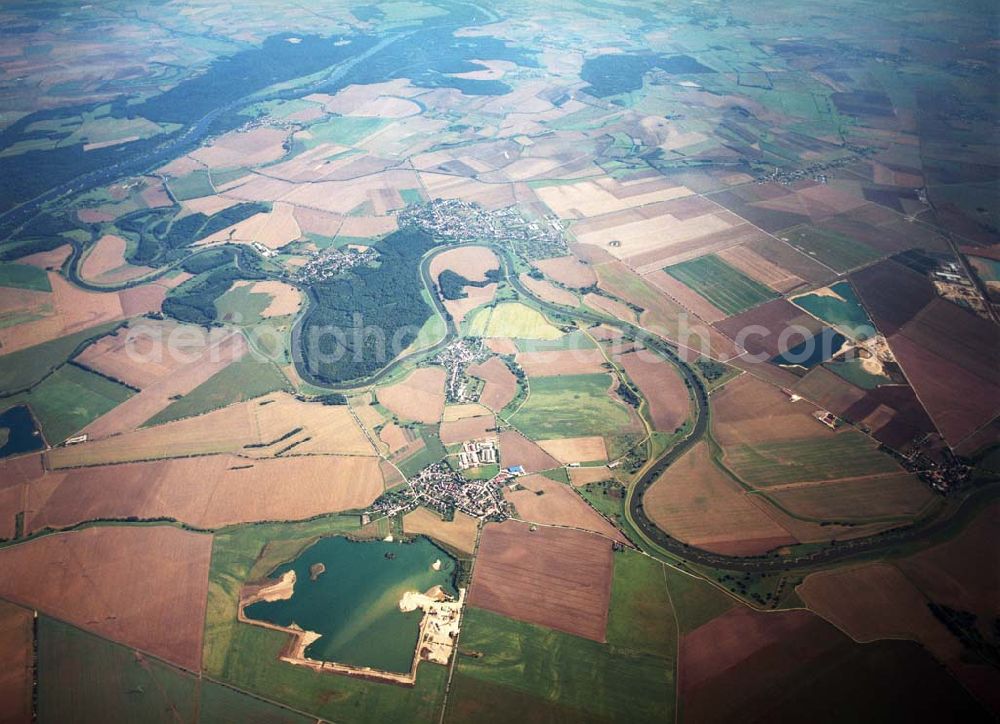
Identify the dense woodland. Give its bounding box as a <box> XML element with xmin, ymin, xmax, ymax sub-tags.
<box><xmin>300</xmin><ymin>227</ymin><xmax>436</xmax><ymax>383</ymax></box>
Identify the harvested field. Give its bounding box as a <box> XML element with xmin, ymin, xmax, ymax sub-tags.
<box><xmin>428</xmin><ymin>246</ymin><xmax>499</xmax><ymax>283</ymax></box>
<box><xmin>506</xmin><ymin>474</ymin><xmax>626</xmax><ymax>542</ymax></box>
<box><xmin>190</xmin><ymin>127</ymin><xmax>289</xmax><ymax>169</ymax></box>
<box><xmin>81</xmin><ymin>330</ymin><xmax>248</xmax><ymax>438</ymax></box>
<box><xmin>0</xmin><ymin>274</ymin><xmax>124</xmax><ymax>356</ymax></box>
<box><xmin>79</xmin><ymin>234</ymin><xmax>155</xmax><ymax>285</ymax></box>
<box><xmin>499</xmin><ymin>430</ymin><xmax>560</xmax><ymax>472</ymax></box>
<box><xmin>440</xmin><ymin>415</ymin><xmax>495</xmax><ymax>446</ymax></box>
<box><xmin>468</xmin><ymin>357</ymin><xmax>517</xmax><ymax>411</ymax></box>
<box><xmin>569</xmin><ymin>466</ymin><xmax>614</xmax><ymax>486</ymax></box>
<box><xmin>0</xmin><ymin>601</ymin><xmax>32</xmax><ymax>724</ymax></box>
<box><xmin>518</xmin><ymin>274</ymin><xmax>578</xmax><ymax>307</ymax></box>
<box><xmin>443</xmin><ymin>403</ymin><xmax>492</xmax><ymax>421</ymax></box>
<box><xmin>74</xmin><ymin>319</ymin><xmax>216</xmax><ymax>389</ymax></box>
<box><xmin>378</xmin><ymin>422</ymin><xmax>412</xmax><ymax>454</ymax></box>
<box><xmin>246</xmin><ymin>281</ymin><xmax>302</xmax><ymax>317</ymax></box>
<box><xmin>514</xmin><ymin>348</ymin><xmax>606</xmax><ymax>377</ymax></box>
<box><xmin>117</xmin><ymin>282</ymin><xmax>168</xmax><ymax>318</ymax></box>
<box><xmin>376</xmin><ymin>367</ymin><xmax>445</xmax><ymax>424</ymax></box>
<box><xmin>584</xmin><ymin>292</ymin><xmax>637</xmax><ymax>324</ymax></box>
<box><xmin>26</xmin><ymin>454</ymin><xmax>383</xmax><ymax>532</ymax></box>
<box><xmin>766</xmin><ymin>473</ymin><xmax>935</xmax><ymax>521</ymax></box>
<box><xmin>643</xmin><ymin>269</ymin><xmax>726</xmax><ymax>322</ymax></box>
<box><xmin>616</xmin><ymin>349</ymin><xmax>690</xmax><ymax>432</ymax></box>
<box><xmin>535</xmin><ymin>176</ymin><xmax>691</xmax><ymax>219</ymax></box>
<box><xmin>444</xmin><ymin>283</ymin><xmax>497</xmax><ymax>326</ymax></box>
<box><xmin>644</xmin><ymin>442</ymin><xmax>795</xmax><ymax>555</ymax></box>
<box><xmin>469</xmin><ymin>520</ymin><xmax>614</xmax><ymax>642</ymax></box>
<box><xmin>536</xmin><ymin>436</ymin><xmax>607</xmax><ymax>463</ymax></box>
<box><xmin>792</xmin><ymin>365</ymin><xmax>867</xmax><ymax>417</ymax></box>
<box><xmin>484</xmin><ymin>338</ymin><xmax>518</xmax><ymax>355</ymax></box>
<box><xmin>532</xmin><ymin>255</ymin><xmax>596</xmax><ymax>288</ymax></box>
<box><xmin>47</xmin><ymin>392</ymin><xmax>373</xmax><ymax>468</ymax></box>
<box><xmin>201</xmin><ymin>201</ymin><xmax>301</xmax><ymax>250</ymax></box>
<box><xmin>0</xmin><ymin>526</ymin><xmax>211</xmax><ymax>670</ymax></box>
<box><xmin>402</xmin><ymin>507</ymin><xmax>479</xmax><ymax>555</ymax></box>
<box><xmin>18</xmin><ymin>245</ymin><xmax>71</xmax><ymax>270</ymax></box>
<box><xmin>716</xmin><ymin>244</ymin><xmax>809</xmax><ymax>293</ymax></box>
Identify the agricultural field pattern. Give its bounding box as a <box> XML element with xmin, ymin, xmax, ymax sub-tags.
<box><xmin>0</xmin><ymin>1</ymin><xmax>997</xmax><ymax>722</ymax></box>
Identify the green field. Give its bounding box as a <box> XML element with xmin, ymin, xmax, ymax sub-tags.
<box><xmin>508</xmin><ymin>373</ymin><xmax>635</xmax><ymax>439</ymax></box>
<box><xmin>37</xmin><ymin>617</ymin><xmax>311</xmax><ymax>723</ymax></box>
<box><xmin>0</xmin><ymin>262</ymin><xmax>52</xmax><ymax>291</ymax></box>
<box><xmin>466</xmin><ymin>302</ymin><xmax>563</xmax><ymax>340</ymax></box>
<box><xmin>167</xmin><ymin>169</ymin><xmax>215</xmax><ymax>200</ymax></box>
<box><xmin>607</xmin><ymin>551</ymin><xmax>676</xmax><ymax>659</ymax></box>
<box><xmin>300</xmin><ymin>116</ymin><xmax>391</xmax><ymax>148</ymax></box>
<box><xmin>781</xmin><ymin>225</ymin><xmax>882</xmax><ymax>272</ymax></box>
<box><xmin>143</xmin><ymin>353</ymin><xmax>290</xmax><ymax>426</ymax></box>
<box><xmin>824</xmin><ymin>356</ymin><xmax>891</xmax><ymax>389</ymax></box>
<box><xmin>215</xmin><ymin>283</ymin><xmax>273</xmax><ymax>325</ymax></box>
<box><xmin>665</xmin><ymin>254</ymin><xmax>778</xmax><ymax>316</ymax></box>
<box><xmin>204</xmin><ymin>515</ymin><xmax>446</xmax><ymax>723</ymax></box>
<box><xmin>513</xmin><ymin>328</ymin><xmax>595</xmax><ymax>352</ymax></box>
<box><xmin>664</xmin><ymin>567</ymin><xmax>736</xmax><ymax>634</ymax></box>
<box><xmin>11</xmin><ymin>363</ymin><xmax>134</xmax><ymax>443</ymax></box>
<box><xmin>0</xmin><ymin>321</ymin><xmax>122</xmax><ymax>395</ymax></box>
<box><xmin>397</xmin><ymin>424</ymin><xmax>448</xmax><ymax>477</ymax></box>
<box><xmin>578</xmin><ymin>480</ymin><xmax>625</xmax><ymax>522</ymax></box>
<box><xmin>723</xmin><ymin>431</ymin><xmax>901</xmax><ymax>486</ymax></box>
<box><xmin>446</xmin><ymin>606</ymin><xmax>674</xmax><ymax>723</ymax></box>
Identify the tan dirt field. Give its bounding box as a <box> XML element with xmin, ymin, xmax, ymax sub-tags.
<box><xmin>644</xmin><ymin>442</ymin><xmax>795</xmax><ymax>555</ymax></box>
<box><xmin>468</xmin><ymin>357</ymin><xmax>518</xmax><ymax>411</ymax></box>
<box><xmin>514</xmin><ymin>348</ymin><xmax>607</xmax><ymax>377</ymax></box>
<box><xmin>716</xmin><ymin>244</ymin><xmax>807</xmax><ymax>293</ymax></box>
<box><xmin>180</xmin><ymin>193</ymin><xmax>242</xmax><ymax>217</ymax></box>
<box><xmin>712</xmin><ymin>374</ymin><xmax>831</xmax><ymax>447</ymax></box>
<box><xmin>748</xmin><ymin>495</ymin><xmax>899</xmax><ymax>544</ymax></box>
<box><xmin>519</xmin><ymin>274</ymin><xmax>578</xmax><ymax>307</ymax></box>
<box><xmin>0</xmin><ymin>601</ymin><xmax>33</xmax><ymax>724</ymax></box>
<box><xmin>19</xmin><ymin>245</ymin><xmax>72</xmax><ymax>269</ymax></box>
<box><xmin>470</xmin><ymin>520</ymin><xmax>614</xmax><ymax>642</ymax></box>
<box><xmin>766</xmin><ymin>473</ymin><xmax>935</xmax><ymax>521</ymax></box>
<box><xmin>499</xmin><ymin>430</ymin><xmax>560</xmax><ymax>473</ymax></box>
<box><xmin>569</xmin><ymin>466</ymin><xmax>614</xmax><ymax>486</ymax></box>
<box><xmin>47</xmin><ymin>392</ymin><xmax>373</xmax><ymax>467</ymax></box>
<box><xmin>443</xmin><ymin>403</ymin><xmax>493</xmax><ymax>422</ymax></box>
<box><xmin>536</xmin><ymin>436</ymin><xmax>608</xmax><ymax>464</ymax></box>
<box><xmin>200</xmin><ymin>200</ymin><xmax>301</xmax><ymax>249</ymax></box>
<box><xmin>246</xmin><ymin>280</ymin><xmax>302</xmax><ymax>317</ymax></box>
<box><xmin>338</xmin><ymin>215</ymin><xmax>398</xmax><ymax>238</ymax></box>
<box><xmin>293</xmin><ymin>206</ymin><xmax>343</xmax><ymax>236</ymax></box>
<box><xmin>377</xmin><ymin>367</ymin><xmax>446</xmax><ymax>424</ymax></box>
<box><xmin>403</xmin><ymin>507</ymin><xmax>479</xmax><ymax>555</ymax></box>
<box><xmin>81</xmin><ymin>331</ymin><xmax>248</xmax><ymax>438</ymax></box>
<box><xmin>118</xmin><ymin>282</ymin><xmax>168</xmax><ymax>318</ymax></box>
<box><xmin>484</xmin><ymin>338</ymin><xmax>518</xmax><ymax>355</ymax></box>
<box><xmin>429</xmin><ymin>246</ymin><xmax>499</xmax><ymax>283</ymax></box>
<box><xmin>0</xmin><ymin>526</ymin><xmax>211</xmax><ymax>670</ymax></box>
<box><xmin>584</xmin><ymin>292</ymin><xmax>638</xmax><ymax>324</ymax></box>
<box><xmin>79</xmin><ymin>234</ymin><xmax>155</xmax><ymax>285</ymax></box>
<box><xmin>440</xmin><ymin>415</ymin><xmax>496</xmax><ymax>446</ymax></box>
<box><xmin>74</xmin><ymin>320</ymin><xmax>221</xmax><ymax>389</ymax></box>
<box><xmin>505</xmin><ymin>474</ymin><xmax>626</xmax><ymax>542</ymax></box>
<box><xmin>535</xmin><ymin>176</ymin><xmax>692</xmax><ymax>219</ymax></box>
<box><xmin>378</xmin><ymin>422</ymin><xmax>413</xmax><ymax>454</ymax></box>
<box><xmin>444</xmin><ymin>283</ymin><xmax>497</xmax><ymax>326</ymax></box>
<box><xmin>26</xmin><ymin>454</ymin><xmax>383</xmax><ymax>532</ymax></box>
<box><xmin>532</xmin><ymin>255</ymin><xmax>597</xmax><ymax>288</ymax></box>
<box><xmin>643</xmin><ymin>269</ymin><xmax>727</xmax><ymax>323</ymax></box>
<box><xmin>0</xmin><ymin>484</ymin><xmax>22</xmax><ymax>539</ymax></box>
<box><xmin>190</xmin><ymin>127</ymin><xmax>290</xmax><ymax>169</ymax></box>
<box><xmin>616</xmin><ymin>349</ymin><xmax>690</xmax><ymax>432</ymax></box>
<box><xmin>418</xmin><ymin>173</ymin><xmax>516</xmax><ymax>210</ymax></box>
<box><xmin>0</xmin><ymin>274</ymin><xmax>124</xmax><ymax>356</ymax></box>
